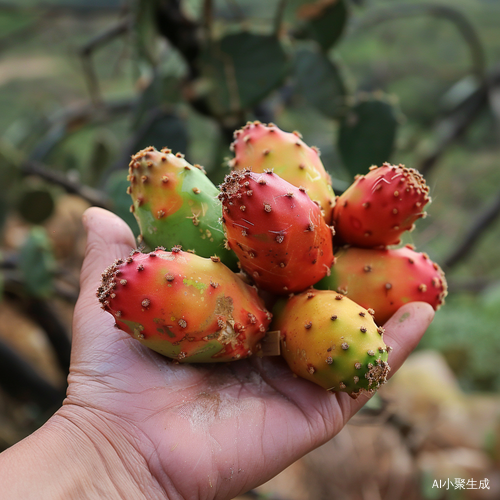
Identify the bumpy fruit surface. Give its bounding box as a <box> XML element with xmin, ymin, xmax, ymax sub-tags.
<box><xmin>97</xmin><ymin>248</ymin><xmax>271</xmax><ymax>362</ymax></box>
<box><xmin>274</xmin><ymin>290</ymin><xmax>390</xmax><ymax>396</ymax></box>
<box><xmin>218</xmin><ymin>170</ymin><xmax>335</xmax><ymax>295</ymax></box>
<box><xmin>229</xmin><ymin>121</ymin><xmax>335</xmax><ymax>223</ymax></box>
<box><xmin>316</xmin><ymin>245</ymin><xmax>447</xmax><ymax>325</ymax></box>
<box><xmin>128</xmin><ymin>146</ymin><xmax>238</xmax><ymax>270</ymax></box>
<box><xmin>332</xmin><ymin>163</ymin><xmax>431</xmax><ymax>247</ymax></box>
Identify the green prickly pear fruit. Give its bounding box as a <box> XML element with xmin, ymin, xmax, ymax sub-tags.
<box><xmin>316</xmin><ymin>245</ymin><xmax>447</xmax><ymax>325</ymax></box>
<box><xmin>229</xmin><ymin>121</ymin><xmax>336</xmax><ymax>223</ymax></box>
<box><xmin>97</xmin><ymin>247</ymin><xmax>271</xmax><ymax>362</ymax></box>
<box><xmin>128</xmin><ymin>146</ymin><xmax>238</xmax><ymax>270</ymax></box>
<box><xmin>273</xmin><ymin>289</ymin><xmax>390</xmax><ymax>397</ymax></box>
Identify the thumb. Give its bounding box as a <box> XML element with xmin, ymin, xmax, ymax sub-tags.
<box><xmin>342</xmin><ymin>301</ymin><xmax>435</xmax><ymax>418</ymax></box>
<box><xmin>382</xmin><ymin>301</ymin><xmax>435</xmax><ymax>374</ymax></box>
<box><xmin>77</xmin><ymin>207</ymin><xmax>136</xmax><ymax>315</ymax></box>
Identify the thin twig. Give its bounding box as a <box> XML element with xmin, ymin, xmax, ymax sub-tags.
<box><xmin>80</xmin><ymin>56</ymin><xmax>103</xmax><ymax>107</ymax></box>
<box><xmin>350</xmin><ymin>3</ymin><xmax>486</xmax><ymax>80</ymax></box>
<box><xmin>202</xmin><ymin>0</ymin><xmax>214</xmax><ymax>40</ymax></box>
<box><xmin>20</xmin><ymin>160</ymin><xmax>111</xmax><ymax>209</ymax></box>
<box><xmin>446</xmin><ymin>277</ymin><xmax>496</xmax><ymax>294</ymax></box>
<box><xmin>27</xmin><ymin>99</ymin><xmax>135</xmax><ymax>162</ymax></box>
<box><xmin>417</xmin><ymin>64</ymin><xmax>500</xmax><ymax>176</ymax></box>
<box><xmin>274</xmin><ymin>0</ymin><xmax>288</xmax><ymax>37</ymax></box>
<box><xmin>443</xmin><ymin>188</ymin><xmax>500</xmax><ymax>269</ymax></box>
<box><xmin>79</xmin><ymin>17</ymin><xmax>133</xmax><ymax>106</ymax></box>
<box><xmin>46</xmin><ymin>98</ymin><xmax>135</xmax><ymax>129</ymax></box>
<box><xmin>80</xmin><ymin>17</ymin><xmax>133</xmax><ymax>57</ymax></box>
<box><xmin>418</xmin><ymin>84</ymin><xmax>488</xmax><ymax>176</ymax></box>
<box><xmin>155</xmin><ymin>0</ymin><xmax>201</xmax><ymax>78</ymax></box>
<box><xmin>0</xmin><ymin>2</ymin><xmax>121</xmax><ymax>14</ymax></box>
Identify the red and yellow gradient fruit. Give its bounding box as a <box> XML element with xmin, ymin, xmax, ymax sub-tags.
<box><xmin>97</xmin><ymin>247</ymin><xmax>271</xmax><ymax>362</ymax></box>
<box><xmin>316</xmin><ymin>245</ymin><xmax>447</xmax><ymax>325</ymax></box>
<box><xmin>332</xmin><ymin>163</ymin><xmax>430</xmax><ymax>248</ymax></box>
<box><xmin>218</xmin><ymin>169</ymin><xmax>334</xmax><ymax>295</ymax></box>
<box><xmin>229</xmin><ymin>121</ymin><xmax>335</xmax><ymax>223</ymax></box>
<box><xmin>274</xmin><ymin>290</ymin><xmax>390</xmax><ymax>397</ymax></box>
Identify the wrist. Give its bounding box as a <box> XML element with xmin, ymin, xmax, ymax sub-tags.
<box><xmin>0</xmin><ymin>405</ymin><xmax>167</xmax><ymax>500</ymax></box>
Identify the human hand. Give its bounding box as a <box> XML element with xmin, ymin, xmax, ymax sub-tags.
<box><xmin>0</xmin><ymin>208</ymin><xmax>435</xmax><ymax>500</ymax></box>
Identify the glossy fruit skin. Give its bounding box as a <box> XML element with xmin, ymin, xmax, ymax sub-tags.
<box><xmin>316</xmin><ymin>245</ymin><xmax>447</xmax><ymax>325</ymax></box>
<box><xmin>128</xmin><ymin>146</ymin><xmax>238</xmax><ymax>270</ymax></box>
<box><xmin>332</xmin><ymin>163</ymin><xmax>431</xmax><ymax>248</ymax></box>
<box><xmin>218</xmin><ymin>169</ymin><xmax>335</xmax><ymax>295</ymax></box>
<box><xmin>229</xmin><ymin>121</ymin><xmax>335</xmax><ymax>223</ymax></box>
<box><xmin>97</xmin><ymin>248</ymin><xmax>271</xmax><ymax>362</ymax></box>
<box><xmin>273</xmin><ymin>290</ymin><xmax>390</xmax><ymax>397</ymax></box>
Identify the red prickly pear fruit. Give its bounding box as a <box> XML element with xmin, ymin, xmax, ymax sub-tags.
<box><xmin>128</xmin><ymin>146</ymin><xmax>238</xmax><ymax>270</ymax></box>
<box><xmin>97</xmin><ymin>248</ymin><xmax>272</xmax><ymax>362</ymax></box>
<box><xmin>332</xmin><ymin>163</ymin><xmax>431</xmax><ymax>248</ymax></box>
<box><xmin>273</xmin><ymin>290</ymin><xmax>390</xmax><ymax>397</ymax></box>
<box><xmin>316</xmin><ymin>245</ymin><xmax>447</xmax><ymax>325</ymax></box>
<box><xmin>218</xmin><ymin>169</ymin><xmax>335</xmax><ymax>295</ymax></box>
<box><xmin>229</xmin><ymin>121</ymin><xmax>335</xmax><ymax>223</ymax></box>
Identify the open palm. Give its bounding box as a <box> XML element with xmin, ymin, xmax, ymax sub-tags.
<box><xmin>63</xmin><ymin>207</ymin><xmax>434</xmax><ymax>500</ymax></box>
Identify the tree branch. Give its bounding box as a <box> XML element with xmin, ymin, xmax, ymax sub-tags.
<box><xmin>274</xmin><ymin>0</ymin><xmax>288</xmax><ymax>37</ymax></box>
<box><xmin>0</xmin><ymin>2</ymin><xmax>122</xmax><ymax>14</ymax></box>
<box><xmin>351</xmin><ymin>3</ymin><xmax>486</xmax><ymax>80</ymax></box>
<box><xmin>27</xmin><ymin>98</ymin><xmax>135</xmax><ymax>162</ymax></box>
<box><xmin>20</xmin><ymin>160</ymin><xmax>111</xmax><ymax>209</ymax></box>
<box><xmin>23</xmin><ymin>299</ymin><xmax>72</xmax><ymax>374</ymax></box>
<box><xmin>418</xmin><ymin>83</ymin><xmax>488</xmax><ymax>176</ymax></box>
<box><xmin>155</xmin><ymin>0</ymin><xmax>201</xmax><ymax>79</ymax></box>
<box><xmin>0</xmin><ymin>338</ymin><xmax>65</xmax><ymax>411</ymax></box>
<box><xmin>79</xmin><ymin>17</ymin><xmax>133</xmax><ymax>106</ymax></box>
<box><xmin>446</xmin><ymin>276</ymin><xmax>496</xmax><ymax>294</ymax></box>
<box><xmin>443</xmin><ymin>187</ymin><xmax>500</xmax><ymax>269</ymax></box>
<box><xmin>417</xmin><ymin>64</ymin><xmax>500</xmax><ymax>176</ymax></box>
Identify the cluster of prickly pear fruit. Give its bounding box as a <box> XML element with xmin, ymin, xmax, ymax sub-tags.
<box><xmin>96</xmin><ymin>121</ymin><xmax>445</xmax><ymax>397</ymax></box>
<box><xmin>319</xmin><ymin>162</ymin><xmax>447</xmax><ymax>327</ymax></box>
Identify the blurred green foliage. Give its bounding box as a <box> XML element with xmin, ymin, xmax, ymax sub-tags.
<box><xmin>422</xmin><ymin>288</ymin><xmax>500</xmax><ymax>392</ymax></box>
<box><xmin>0</xmin><ymin>0</ymin><xmax>500</xmax><ymax>394</ymax></box>
<box><xmin>18</xmin><ymin>227</ymin><xmax>56</xmax><ymax>298</ymax></box>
